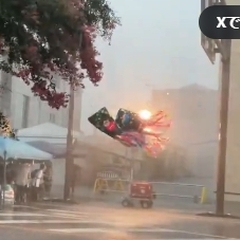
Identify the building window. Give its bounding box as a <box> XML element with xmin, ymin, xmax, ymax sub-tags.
<box><xmin>61</xmin><ymin>108</ymin><xmax>68</xmax><ymax>128</ymax></box>
<box><xmin>1</xmin><ymin>71</ymin><xmax>12</xmax><ymax>116</ymax></box>
<box><xmin>49</xmin><ymin>113</ymin><xmax>55</xmax><ymax>123</ymax></box>
<box><xmin>22</xmin><ymin>95</ymin><xmax>30</xmax><ymax>128</ymax></box>
<box><xmin>112</xmin><ymin>155</ymin><xmax>120</xmax><ymax>164</ymax></box>
<box><xmin>51</xmin><ymin>75</ymin><xmax>60</xmax><ymax>89</ymax></box>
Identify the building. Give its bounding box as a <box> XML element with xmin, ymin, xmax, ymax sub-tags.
<box><xmin>223</xmin><ymin>0</ymin><xmax>240</xmax><ymax>202</ymax></box>
<box><xmin>74</xmin><ymin>133</ymin><xmax>145</xmax><ymax>185</ymax></box>
<box><xmin>151</xmin><ymin>84</ymin><xmax>219</xmax><ymax>178</ymax></box>
<box><xmin>0</xmin><ymin>69</ymin><xmax>84</xmax><ymax>197</ymax></box>
<box><xmin>0</xmin><ymin>70</ymin><xmax>82</xmax><ymax>132</ymax></box>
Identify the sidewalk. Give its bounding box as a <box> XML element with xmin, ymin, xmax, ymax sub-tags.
<box><xmin>49</xmin><ymin>185</ymin><xmax>94</xmax><ymax>201</ymax></box>
<box><xmin>225</xmin><ymin>201</ymin><xmax>240</xmax><ymax>217</ymax></box>
<box><xmin>35</xmin><ymin>184</ymin><xmax>211</xmax><ymax>212</ymax></box>
<box><xmin>49</xmin><ymin>185</ymin><xmax>121</xmax><ymax>202</ymax></box>
<box><xmin>34</xmin><ymin>185</ymin><xmax>240</xmax><ymax>217</ymax></box>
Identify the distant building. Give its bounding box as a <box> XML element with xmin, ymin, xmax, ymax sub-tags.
<box><xmin>0</xmin><ymin>71</ymin><xmax>82</xmax><ymax>132</ymax></box>
<box><xmin>0</xmin><ymin>70</ymin><xmax>83</xmax><ymax>197</ymax></box>
<box><xmin>151</xmin><ymin>84</ymin><xmax>219</xmax><ymax>177</ymax></box>
<box><xmin>74</xmin><ymin>133</ymin><xmax>144</xmax><ymax>184</ymax></box>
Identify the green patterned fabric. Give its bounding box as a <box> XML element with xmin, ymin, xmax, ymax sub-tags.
<box><xmin>88</xmin><ymin>107</ymin><xmax>120</xmax><ymax>138</ymax></box>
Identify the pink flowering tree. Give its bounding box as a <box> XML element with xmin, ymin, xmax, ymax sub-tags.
<box><xmin>0</xmin><ymin>0</ymin><xmax>120</xmax><ymax>135</ymax></box>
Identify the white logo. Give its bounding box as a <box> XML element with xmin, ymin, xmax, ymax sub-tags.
<box><xmin>216</xmin><ymin>17</ymin><xmax>240</xmax><ymax>29</ymax></box>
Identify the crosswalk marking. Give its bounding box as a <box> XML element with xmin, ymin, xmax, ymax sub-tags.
<box><xmin>0</xmin><ymin>220</ymin><xmax>80</xmax><ymax>224</ymax></box>
<box><xmin>45</xmin><ymin>208</ymin><xmax>105</xmax><ymax>221</ymax></box>
<box><xmin>48</xmin><ymin>225</ymin><xmax>230</xmax><ymax>239</ymax></box>
<box><xmin>49</xmin><ymin>228</ymin><xmax>121</xmax><ymax>233</ymax></box>
<box><xmin>0</xmin><ymin>208</ymin><xmax>116</xmax><ymax>225</ymax></box>
<box><xmin>46</xmin><ymin>208</ymin><xmax>113</xmax><ymax>216</ymax></box>
<box><xmin>0</xmin><ymin>208</ymin><xmax>233</xmax><ymax>239</ymax></box>
<box><xmin>48</xmin><ymin>228</ymin><xmax>176</xmax><ymax>234</ymax></box>
<box><xmin>46</xmin><ymin>211</ymin><xmax>88</xmax><ymax>219</ymax></box>
<box><xmin>0</xmin><ymin>210</ymin><xmax>132</xmax><ymax>226</ymax></box>
<box><xmin>46</xmin><ymin>209</ymin><xmax>80</xmax><ymax>213</ymax></box>
<box><xmin>0</xmin><ymin>219</ymin><xmax>113</xmax><ymax>224</ymax></box>
<box><xmin>0</xmin><ymin>213</ymin><xmax>46</xmax><ymax>217</ymax></box>
<box><xmin>46</xmin><ymin>209</ymin><xmax>89</xmax><ymax>217</ymax></box>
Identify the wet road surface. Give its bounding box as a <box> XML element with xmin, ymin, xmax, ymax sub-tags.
<box><xmin>0</xmin><ymin>203</ymin><xmax>240</xmax><ymax>239</ymax></box>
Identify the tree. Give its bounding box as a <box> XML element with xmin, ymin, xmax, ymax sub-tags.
<box><xmin>0</xmin><ymin>0</ymin><xmax>120</xmax><ymax>135</ymax></box>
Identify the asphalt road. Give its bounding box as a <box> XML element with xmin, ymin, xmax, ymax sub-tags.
<box><xmin>0</xmin><ymin>203</ymin><xmax>240</xmax><ymax>240</ymax></box>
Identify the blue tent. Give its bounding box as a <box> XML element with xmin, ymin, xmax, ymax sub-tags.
<box><xmin>0</xmin><ymin>137</ymin><xmax>52</xmax><ymax>161</ymax></box>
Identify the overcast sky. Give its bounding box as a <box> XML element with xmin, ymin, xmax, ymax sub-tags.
<box><xmin>80</xmin><ymin>0</ymin><xmax>219</xmax><ymax>135</ymax></box>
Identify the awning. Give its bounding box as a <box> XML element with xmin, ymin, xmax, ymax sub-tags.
<box><xmin>17</xmin><ymin>122</ymin><xmax>83</xmax><ymax>144</ymax></box>
<box><xmin>27</xmin><ymin>140</ymin><xmax>87</xmax><ymax>158</ymax></box>
<box><xmin>0</xmin><ymin>137</ymin><xmax>53</xmax><ymax>161</ymax></box>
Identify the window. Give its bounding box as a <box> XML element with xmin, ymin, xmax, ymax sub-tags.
<box><xmin>51</xmin><ymin>74</ymin><xmax>60</xmax><ymax>89</ymax></box>
<box><xmin>1</xmin><ymin>71</ymin><xmax>12</xmax><ymax>116</ymax></box>
<box><xmin>22</xmin><ymin>95</ymin><xmax>30</xmax><ymax>128</ymax></box>
<box><xmin>61</xmin><ymin>108</ymin><xmax>68</xmax><ymax>128</ymax></box>
<box><xmin>112</xmin><ymin>155</ymin><xmax>120</xmax><ymax>164</ymax></box>
<box><xmin>49</xmin><ymin>113</ymin><xmax>55</xmax><ymax>123</ymax></box>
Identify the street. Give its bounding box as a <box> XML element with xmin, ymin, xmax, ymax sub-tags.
<box><xmin>0</xmin><ymin>203</ymin><xmax>240</xmax><ymax>239</ymax></box>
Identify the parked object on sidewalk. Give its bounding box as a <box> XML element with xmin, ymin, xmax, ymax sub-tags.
<box><xmin>121</xmin><ymin>181</ymin><xmax>156</xmax><ymax>209</ymax></box>
<box><xmin>0</xmin><ymin>184</ymin><xmax>14</xmax><ymax>206</ymax></box>
<box><xmin>14</xmin><ymin>163</ymin><xmax>31</xmax><ymax>204</ymax></box>
<box><xmin>43</xmin><ymin>162</ymin><xmax>53</xmax><ymax>198</ymax></box>
<box><xmin>70</xmin><ymin>164</ymin><xmax>81</xmax><ymax>197</ymax></box>
<box><xmin>31</xmin><ymin>163</ymin><xmax>46</xmax><ymax>201</ymax></box>
<box><xmin>0</xmin><ymin>136</ymin><xmax>52</xmax><ymax>208</ymax></box>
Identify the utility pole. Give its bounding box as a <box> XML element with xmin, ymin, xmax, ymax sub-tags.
<box><xmin>63</xmin><ymin>33</ymin><xmax>82</xmax><ymax>201</ymax></box>
<box><xmin>200</xmin><ymin>0</ymin><xmax>230</xmax><ymax>216</ymax></box>
<box><xmin>216</xmin><ymin>39</ymin><xmax>231</xmax><ymax>216</ymax></box>
<box><xmin>64</xmin><ymin>85</ymin><xmax>74</xmax><ymax>200</ymax></box>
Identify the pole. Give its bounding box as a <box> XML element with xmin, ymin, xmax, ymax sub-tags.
<box><xmin>125</xmin><ymin>147</ymin><xmax>131</xmax><ymax>194</ymax></box>
<box><xmin>79</xmin><ymin>89</ymin><xmax>83</xmax><ymax>131</ymax></box>
<box><xmin>2</xmin><ymin>150</ymin><xmax>6</xmax><ymax>208</ymax></box>
<box><xmin>216</xmin><ymin>39</ymin><xmax>231</xmax><ymax>216</ymax></box>
<box><xmin>130</xmin><ymin>148</ymin><xmax>134</xmax><ymax>181</ymax></box>
<box><xmin>63</xmin><ymin>33</ymin><xmax>82</xmax><ymax>200</ymax></box>
<box><xmin>64</xmin><ymin>85</ymin><xmax>74</xmax><ymax>200</ymax></box>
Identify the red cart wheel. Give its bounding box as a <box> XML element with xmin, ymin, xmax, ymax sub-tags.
<box><xmin>122</xmin><ymin>198</ymin><xmax>132</xmax><ymax>207</ymax></box>
<box><xmin>140</xmin><ymin>200</ymin><xmax>153</xmax><ymax>209</ymax></box>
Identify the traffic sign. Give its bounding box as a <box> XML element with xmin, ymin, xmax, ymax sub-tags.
<box><xmin>201</xmin><ymin>34</ymin><xmax>216</xmax><ymax>64</ymax></box>
<box><xmin>201</xmin><ymin>0</ymin><xmax>216</xmax><ymax>64</ymax></box>
<box><xmin>200</xmin><ymin>0</ymin><xmax>226</xmax><ymax>64</ymax></box>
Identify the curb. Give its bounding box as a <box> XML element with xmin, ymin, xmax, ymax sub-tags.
<box><xmin>197</xmin><ymin>211</ymin><xmax>240</xmax><ymax>219</ymax></box>
<box><xmin>24</xmin><ymin>196</ymin><xmax>120</xmax><ymax>209</ymax></box>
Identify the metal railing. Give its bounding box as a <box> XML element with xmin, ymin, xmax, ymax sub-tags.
<box><xmin>93</xmin><ymin>178</ymin><xmax>208</xmax><ymax>204</ymax></box>
<box><xmin>150</xmin><ymin>181</ymin><xmax>207</xmax><ymax>203</ymax></box>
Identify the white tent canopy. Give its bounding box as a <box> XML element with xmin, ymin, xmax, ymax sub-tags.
<box><xmin>0</xmin><ymin>137</ymin><xmax>52</xmax><ymax>161</ymax></box>
<box><xmin>18</xmin><ymin>122</ymin><xmax>83</xmax><ymax>144</ymax></box>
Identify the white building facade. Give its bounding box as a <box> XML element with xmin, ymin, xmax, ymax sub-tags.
<box><xmin>0</xmin><ymin>70</ymin><xmax>82</xmax><ymax>132</ymax></box>
<box><xmin>151</xmin><ymin>84</ymin><xmax>219</xmax><ymax>178</ymax></box>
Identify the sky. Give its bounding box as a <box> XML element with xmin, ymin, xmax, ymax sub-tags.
<box><xmin>80</xmin><ymin>0</ymin><xmax>219</xmax><ymax>135</ymax></box>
